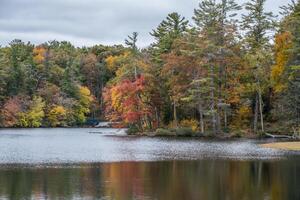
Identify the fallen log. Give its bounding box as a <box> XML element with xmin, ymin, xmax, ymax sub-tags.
<box><xmin>265</xmin><ymin>133</ymin><xmax>297</xmax><ymax>139</ymax></box>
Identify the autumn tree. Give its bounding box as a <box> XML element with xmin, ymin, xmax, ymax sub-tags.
<box><xmin>273</xmin><ymin>0</ymin><xmax>300</xmax><ymax>130</ymax></box>
<box><xmin>271</xmin><ymin>32</ymin><xmax>293</xmax><ymax>93</ymax></box>
<box><xmin>104</xmin><ymin>76</ymin><xmax>155</xmax><ymax>131</ymax></box>
<box><xmin>162</xmin><ymin>48</ymin><xmax>196</xmax><ymax>127</ymax></box>
<box><xmin>192</xmin><ymin>0</ymin><xmax>241</xmax><ymax>133</ymax></box>
<box><xmin>149</xmin><ymin>12</ymin><xmax>189</xmax><ymax>126</ymax></box>
<box><xmin>73</xmin><ymin>86</ymin><xmax>94</xmax><ymax>124</ymax></box>
<box><xmin>18</xmin><ymin>96</ymin><xmax>45</xmax><ymax>128</ymax></box>
<box><xmin>47</xmin><ymin>105</ymin><xmax>67</xmax><ymax>127</ymax></box>
<box><xmin>1</xmin><ymin>96</ymin><xmax>26</xmax><ymax>127</ymax></box>
<box><xmin>241</xmin><ymin>0</ymin><xmax>276</xmax><ymax>132</ymax></box>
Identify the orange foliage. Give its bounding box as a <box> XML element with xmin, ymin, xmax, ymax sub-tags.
<box><xmin>33</xmin><ymin>46</ymin><xmax>46</xmax><ymax>64</ymax></box>
<box><xmin>162</xmin><ymin>53</ymin><xmax>195</xmax><ymax>103</ymax></box>
<box><xmin>271</xmin><ymin>32</ymin><xmax>293</xmax><ymax>93</ymax></box>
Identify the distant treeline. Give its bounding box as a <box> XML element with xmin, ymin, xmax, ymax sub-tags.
<box><xmin>0</xmin><ymin>0</ymin><xmax>300</xmax><ymax>136</ymax></box>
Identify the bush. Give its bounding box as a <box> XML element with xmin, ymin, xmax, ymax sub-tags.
<box><xmin>126</xmin><ymin>125</ymin><xmax>140</xmax><ymax>135</ymax></box>
<box><xmin>155</xmin><ymin>128</ymin><xmax>175</xmax><ymax>136</ymax></box>
<box><xmin>231</xmin><ymin>131</ymin><xmax>243</xmax><ymax>138</ymax></box>
<box><xmin>175</xmin><ymin>127</ymin><xmax>195</xmax><ymax>137</ymax></box>
<box><xmin>231</xmin><ymin>129</ymin><xmax>247</xmax><ymax>138</ymax></box>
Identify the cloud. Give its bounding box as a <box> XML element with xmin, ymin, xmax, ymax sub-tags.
<box><xmin>0</xmin><ymin>0</ymin><xmax>288</xmax><ymax>47</ymax></box>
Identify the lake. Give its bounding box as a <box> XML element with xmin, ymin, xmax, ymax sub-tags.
<box><xmin>0</xmin><ymin>128</ymin><xmax>299</xmax><ymax>200</ymax></box>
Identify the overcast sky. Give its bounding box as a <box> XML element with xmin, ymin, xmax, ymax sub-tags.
<box><xmin>0</xmin><ymin>0</ymin><xmax>290</xmax><ymax>47</ymax></box>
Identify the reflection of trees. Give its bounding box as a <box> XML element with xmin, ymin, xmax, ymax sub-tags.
<box><xmin>0</xmin><ymin>160</ymin><xmax>298</xmax><ymax>200</ymax></box>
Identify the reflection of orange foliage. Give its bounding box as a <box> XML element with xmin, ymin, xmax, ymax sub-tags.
<box><xmin>102</xmin><ymin>163</ymin><xmax>146</xmax><ymax>199</ymax></box>
<box><xmin>0</xmin><ymin>161</ymin><xmax>293</xmax><ymax>199</ymax></box>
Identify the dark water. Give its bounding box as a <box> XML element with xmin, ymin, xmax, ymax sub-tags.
<box><xmin>0</xmin><ymin>128</ymin><xmax>299</xmax><ymax>200</ymax></box>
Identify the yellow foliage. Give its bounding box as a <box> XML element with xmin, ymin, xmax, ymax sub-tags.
<box><xmin>105</xmin><ymin>55</ymin><xmax>117</xmax><ymax>71</ymax></box>
<box><xmin>80</xmin><ymin>86</ymin><xmax>92</xmax><ymax>98</ymax></box>
<box><xmin>105</xmin><ymin>51</ymin><xmax>131</xmax><ymax>72</ymax></box>
<box><xmin>230</xmin><ymin>105</ymin><xmax>252</xmax><ymax>130</ymax></box>
<box><xmin>79</xmin><ymin>86</ymin><xmax>93</xmax><ymax>111</ymax></box>
<box><xmin>179</xmin><ymin>119</ymin><xmax>199</xmax><ymax>132</ymax></box>
<box><xmin>74</xmin><ymin>86</ymin><xmax>94</xmax><ymax>124</ymax></box>
<box><xmin>53</xmin><ymin>106</ymin><xmax>66</xmax><ymax>115</ymax></box>
<box><xmin>48</xmin><ymin>105</ymin><xmax>67</xmax><ymax>127</ymax></box>
<box><xmin>111</xmin><ymin>86</ymin><xmax>123</xmax><ymax>112</ymax></box>
<box><xmin>238</xmin><ymin>106</ymin><xmax>251</xmax><ymax>118</ymax></box>
<box><xmin>34</xmin><ymin>54</ymin><xmax>45</xmax><ymax>64</ymax></box>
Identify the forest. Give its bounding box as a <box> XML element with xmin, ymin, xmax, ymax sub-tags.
<box><xmin>0</xmin><ymin>0</ymin><xmax>299</xmax><ymax>137</ymax></box>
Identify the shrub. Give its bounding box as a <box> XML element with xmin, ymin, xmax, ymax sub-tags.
<box><xmin>231</xmin><ymin>131</ymin><xmax>243</xmax><ymax>138</ymax></box>
<box><xmin>175</xmin><ymin>127</ymin><xmax>195</xmax><ymax>137</ymax></box>
<box><xmin>126</xmin><ymin>125</ymin><xmax>140</xmax><ymax>135</ymax></box>
<box><xmin>155</xmin><ymin>128</ymin><xmax>175</xmax><ymax>136</ymax></box>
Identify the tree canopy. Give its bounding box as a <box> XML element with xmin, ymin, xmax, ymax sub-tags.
<box><xmin>0</xmin><ymin>0</ymin><xmax>299</xmax><ymax>136</ymax></box>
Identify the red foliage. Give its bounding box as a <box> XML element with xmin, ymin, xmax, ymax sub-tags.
<box><xmin>1</xmin><ymin>96</ymin><xmax>28</xmax><ymax>127</ymax></box>
<box><xmin>103</xmin><ymin>75</ymin><xmax>154</xmax><ymax>127</ymax></box>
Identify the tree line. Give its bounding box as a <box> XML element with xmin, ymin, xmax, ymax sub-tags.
<box><xmin>0</xmin><ymin>0</ymin><xmax>300</xmax><ymax>136</ymax></box>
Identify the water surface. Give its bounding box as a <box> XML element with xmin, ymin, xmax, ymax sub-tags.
<box><xmin>0</xmin><ymin>128</ymin><xmax>299</xmax><ymax>200</ymax></box>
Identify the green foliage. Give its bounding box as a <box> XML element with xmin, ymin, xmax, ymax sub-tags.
<box><xmin>125</xmin><ymin>32</ymin><xmax>139</xmax><ymax>53</ymax></box>
<box><xmin>150</xmin><ymin>12</ymin><xmax>188</xmax><ymax>55</ymax></box>
<box><xmin>126</xmin><ymin>125</ymin><xmax>140</xmax><ymax>135</ymax></box>
<box><xmin>175</xmin><ymin>128</ymin><xmax>195</xmax><ymax>137</ymax></box>
<box><xmin>0</xmin><ymin>0</ymin><xmax>299</xmax><ymax>135</ymax></box>
<box><xmin>242</xmin><ymin>0</ymin><xmax>277</xmax><ymax>50</ymax></box>
<box><xmin>155</xmin><ymin>128</ymin><xmax>175</xmax><ymax>136</ymax></box>
<box><xmin>18</xmin><ymin>96</ymin><xmax>45</xmax><ymax>128</ymax></box>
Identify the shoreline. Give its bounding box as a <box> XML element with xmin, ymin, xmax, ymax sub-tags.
<box><xmin>1</xmin><ymin>127</ymin><xmax>299</xmax><ymax>142</ymax></box>
<box><xmin>261</xmin><ymin>142</ymin><xmax>300</xmax><ymax>151</ymax></box>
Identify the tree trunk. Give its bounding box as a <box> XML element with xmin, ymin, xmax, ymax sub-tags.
<box><xmin>198</xmin><ymin>104</ymin><xmax>204</xmax><ymax>134</ymax></box>
<box><xmin>217</xmin><ymin>63</ymin><xmax>223</xmax><ymax>133</ymax></box>
<box><xmin>173</xmin><ymin>100</ymin><xmax>178</xmax><ymax>128</ymax></box>
<box><xmin>216</xmin><ymin>104</ymin><xmax>221</xmax><ymax>133</ymax></box>
<box><xmin>210</xmin><ymin>67</ymin><xmax>216</xmax><ymax>134</ymax></box>
<box><xmin>258</xmin><ymin>90</ymin><xmax>264</xmax><ymax>132</ymax></box>
<box><xmin>155</xmin><ymin>106</ymin><xmax>160</xmax><ymax>128</ymax></box>
<box><xmin>224</xmin><ymin>108</ymin><xmax>228</xmax><ymax>130</ymax></box>
<box><xmin>254</xmin><ymin>93</ymin><xmax>259</xmax><ymax>132</ymax></box>
<box><xmin>134</xmin><ymin>66</ymin><xmax>137</xmax><ymax>79</ymax></box>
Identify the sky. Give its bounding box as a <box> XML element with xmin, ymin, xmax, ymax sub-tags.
<box><xmin>0</xmin><ymin>0</ymin><xmax>290</xmax><ymax>47</ymax></box>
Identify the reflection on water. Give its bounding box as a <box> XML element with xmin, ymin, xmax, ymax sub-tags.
<box><xmin>0</xmin><ymin>160</ymin><xmax>299</xmax><ymax>200</ymax></box>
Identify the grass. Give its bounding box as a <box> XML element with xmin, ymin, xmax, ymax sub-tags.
<box><xmin>261</xmin><ymin>142</ymin><xmax>300</xmax><ymax>151</ymax></box>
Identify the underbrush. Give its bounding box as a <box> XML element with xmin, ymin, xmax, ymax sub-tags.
<box><xmin>155</xmin><ymin>127</ymin><xmax>196</xmax><ymax>137</ymax></box>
